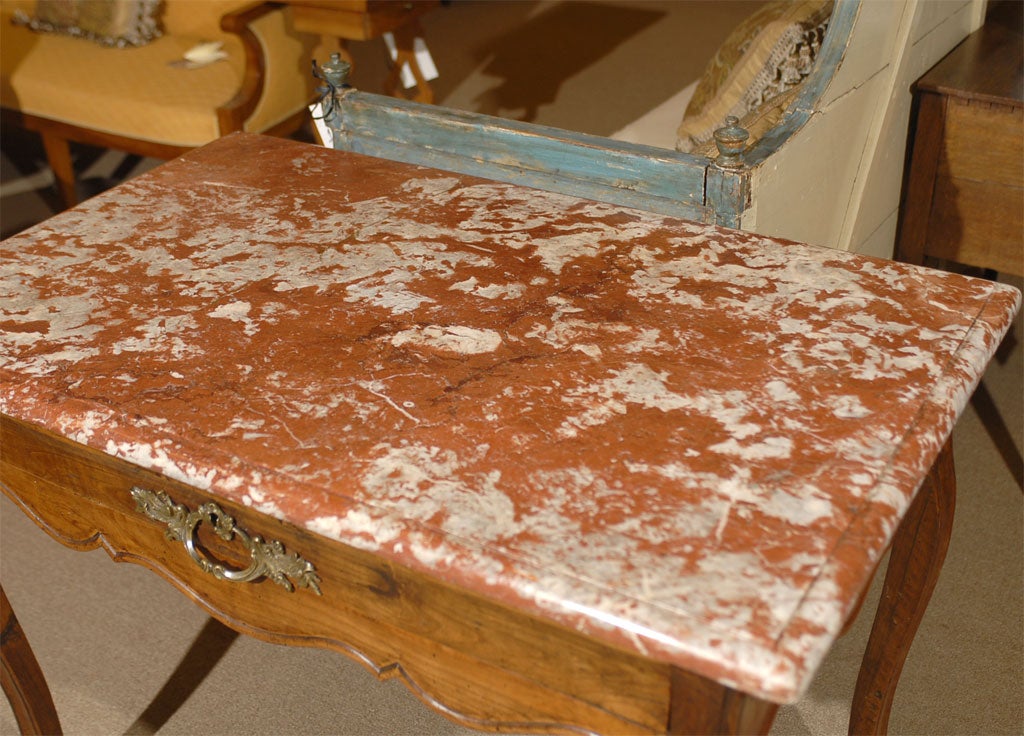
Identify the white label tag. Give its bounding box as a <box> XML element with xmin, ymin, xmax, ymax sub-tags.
<box><xmin>309</xmin><ymin>103</ymin><xmax>333</xmax><ymax>147</ymax></box>
<box><xmin>382</xmin><ymin>32</ymin><xmax>439</xmax><ymax>89</ymax></box>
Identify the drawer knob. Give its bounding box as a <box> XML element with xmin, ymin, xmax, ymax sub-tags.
<box><xmin>130</xmin><ymin>487</ymin><xmax>322</xmax><ymax>595</ymax></box>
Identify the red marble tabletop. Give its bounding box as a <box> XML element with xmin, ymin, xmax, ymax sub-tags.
<box><xmin>1</xmin><ymin>133</ymin><xmax>1019</xmax><ymax>703</ymax></box>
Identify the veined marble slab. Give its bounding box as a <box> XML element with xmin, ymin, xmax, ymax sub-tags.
<box><xmin>1</xmin><ymin>133</ymin><xmax>1018</xmax><ymax>702</ymax></box>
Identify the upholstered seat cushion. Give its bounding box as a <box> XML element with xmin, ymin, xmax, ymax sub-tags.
<box><xmin>1</xmin><ymin>24</ymin><xmax>244</xmax><ymax>146</ymax></box>
<box><xmin>0</xmin><ymin>1</ymin><xmax>316</xmax><ymax>147</ymax></box>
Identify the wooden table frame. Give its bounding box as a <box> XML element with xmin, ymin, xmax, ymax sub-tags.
<box><xmin>1</xmin><ymin>413</ymin><xmax>956</xmax><ymax>736</ymax></box>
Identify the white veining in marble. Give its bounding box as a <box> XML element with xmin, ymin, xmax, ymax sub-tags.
<box><xmin>1</xmin><ymin>135</ymin><xmax>1019</xmax><ymax>703</ymax></box>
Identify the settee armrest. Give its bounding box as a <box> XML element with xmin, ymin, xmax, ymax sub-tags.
<box><xmin>219</xmin><ymin>1</ymin><xmax>319</xmax><ymax>137</ymax></box>
<box><xmin>218</xmin><ymin>1</ymin><xmax>283</xmax><ymax>134</ymax></box>
<box><xmin>1</xmin><ymin>0</ymin><xmax>315</xmax><ymax>209</ymax></box>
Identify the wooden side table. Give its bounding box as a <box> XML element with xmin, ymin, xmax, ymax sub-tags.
<box><xmin>895</xmin><ymin>3</ymin><xmax>1023</xmax><ymax>276</ymax></box>
<box><xmin>287</xmin><ymin>0</ymin><xmax>439</xmax><ymax>103</ymax></box>
<box><xmin>0</xmin><ymin>133</ymin><xmax>1019</xmax><ymax>735</ymax></box>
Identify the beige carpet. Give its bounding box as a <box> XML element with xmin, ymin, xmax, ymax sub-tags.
<box><xmin>2</xmin><ymin>1</ymin><xmax>1022</xmax><ymax>734</ymax></box>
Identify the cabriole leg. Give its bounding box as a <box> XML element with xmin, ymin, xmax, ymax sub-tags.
<box><xmin>1</xmin><ymin>585</ymin><xmax>62</xmax><ymax>735</ymax></box>
<box><xmin>849</xmin><ymin>440</ymin><xmax>956</xmax><ymax>734</ymax></box>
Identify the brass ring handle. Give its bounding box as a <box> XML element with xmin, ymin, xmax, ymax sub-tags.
<box><xmin>181</xmin><ymin>502</ymin><xmax>265</xmax><ymax>584</ymax></box>
<box><xmin>131</xmin><ymin>487</ymin><xmax>322</xmax><ymax>595</ymax></box>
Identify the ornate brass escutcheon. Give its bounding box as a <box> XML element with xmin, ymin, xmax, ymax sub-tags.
<box><xmin>130</xmin><ymin>487</ymin><xmax>322</xmax><ymax>595</ymax></box>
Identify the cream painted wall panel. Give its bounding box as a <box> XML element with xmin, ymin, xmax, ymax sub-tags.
<box><xmin>743</xmin><ymin>72</ymin><xmax>888</xmax><ymax>247</ymax></box>
<box><xmin>742</xmin><ymin>0</ymin><xmax>985</xmax><ymax>255</ymax></box>
<box><xmin>846</xmin><ymin>1</ymin><xmax>981</xmax><ymax>257</ymax></box>
<box><xmin>832</xmin><ymin>0</ymin><xmax>917</xmax><ymax>253</ymax></box>
<box><xmin>912</xmin><ymin>0</ymin><xmax>979</xmax><ymax>44</ymax></box>
<box><xmin>820</xmin><ymin>1</ymin><xmax>901</xmax><ymax>109</ymax></box>
<box><xmin>856</xmin><ymin>209</ymin><xmax>900</xmax><ymax>262</ymax></box>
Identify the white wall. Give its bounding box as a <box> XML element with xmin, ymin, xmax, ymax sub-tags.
<box><xmin>742</xmin><ymin>0</ymin><xmax>986</xmax><ymax>257</ymax></box>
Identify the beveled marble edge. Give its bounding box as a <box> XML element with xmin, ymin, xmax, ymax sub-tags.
<box><xmin>6</xmin><ymin>268</ymin><xmax>1017</xmax><ymax>705</ymax></box>
<box><xmin>768</xmin><ymin>288</ymin><xmax>1021</xmax><ymax>699</ymax></box>
<box><xmin>1</xmin><ymin>135</ymin><xmax>1020</xmax><ymax>702</ymax></box>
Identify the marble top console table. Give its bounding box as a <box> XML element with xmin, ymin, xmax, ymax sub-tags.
<box><xmin>0</xmin><ymin>133</ymin><xmax>1019</xmax><ymax>735</ymax></box>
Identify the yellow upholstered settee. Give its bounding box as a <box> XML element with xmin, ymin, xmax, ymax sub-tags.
<box><xmin>1</xmin><ymin>0</ymin><xmax>319</xmax><ymax>207</ymax></box>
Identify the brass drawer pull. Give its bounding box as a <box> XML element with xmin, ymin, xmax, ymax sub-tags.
<box><xmin>130</xmin><ymin>487</ymin><xmax>322</xmax><ymax>595</ymax></box>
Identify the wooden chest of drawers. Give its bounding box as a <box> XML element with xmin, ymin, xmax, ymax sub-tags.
<box><xmin>897</xmin><ymin>5</ymin><xmax>1023</xmax><ymax>276</ymax></box>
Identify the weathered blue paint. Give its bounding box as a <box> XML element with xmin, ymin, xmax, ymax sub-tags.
<box><xmin>706</xmin><ymin>165</ymin><xmax>750</xmax><ymax>229</ymax></box>
<box><xmin>329</xmin><ymin>92</ymin><xmax>713</xmax><ymax>222</ymax></box>
<box><xmin>746</xmin><ymin>0</ymin><xmax>862</xmax><ymax>167</ymax></box>
<box><xmin>322</xmin><ymin>0</ymin><xmax>859</xmax><ymax>227</ymax></box>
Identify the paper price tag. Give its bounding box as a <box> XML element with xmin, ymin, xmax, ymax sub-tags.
<box><xmin>309</xmin><ymin>103</ymin><xmax>333</xmax><ymax>148</ymax></box>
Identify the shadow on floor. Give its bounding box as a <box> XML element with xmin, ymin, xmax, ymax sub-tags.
<box><xmin>470</xmin><ymin>2</ymin><xmax>664</xmax><ymax>122</ymax></box>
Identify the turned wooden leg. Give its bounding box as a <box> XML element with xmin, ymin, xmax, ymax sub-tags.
<box><xmin>38</xmin><ymin>131</ymin><xmax>78</xmax><ymax>210</ymax></box>
<box><xmin>849</xmin><ymin>439</ymin><xmax>956</xmax><ymax>735</ymax></box>
<box><xmin>669</xmin><ymin>667</ymin><xmax>778</xmax><ymax>735</ymax></box>
<box><xmin>383</xmin><ymin>19</ymin><xmax>434</xmax><ymax>105</ymax></box>
<box><xmin>1</xmin><ymin>585</ymin><xmax>62</xmax><ymax>735</ymax></box>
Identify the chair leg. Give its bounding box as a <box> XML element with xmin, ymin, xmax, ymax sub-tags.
<box><xmin>39</xmin><ymin>131</ymin><xmax>78</xmax><ymax>210</ymax></box>
<box><xmin>383</xmin><ymin>19</ymin><xmax>435</xmax><ymax>105</ymax></box>
<box><xmin>1</xmin><ymin>585</ymin><xmax>63</xmax><ymax>735</ymax></box>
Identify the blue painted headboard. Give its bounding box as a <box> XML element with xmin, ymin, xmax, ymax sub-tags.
<box><xmin>319</xmin><ymin>0</ymin><xmax>860</xmax><ymax>230</ymax></box>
